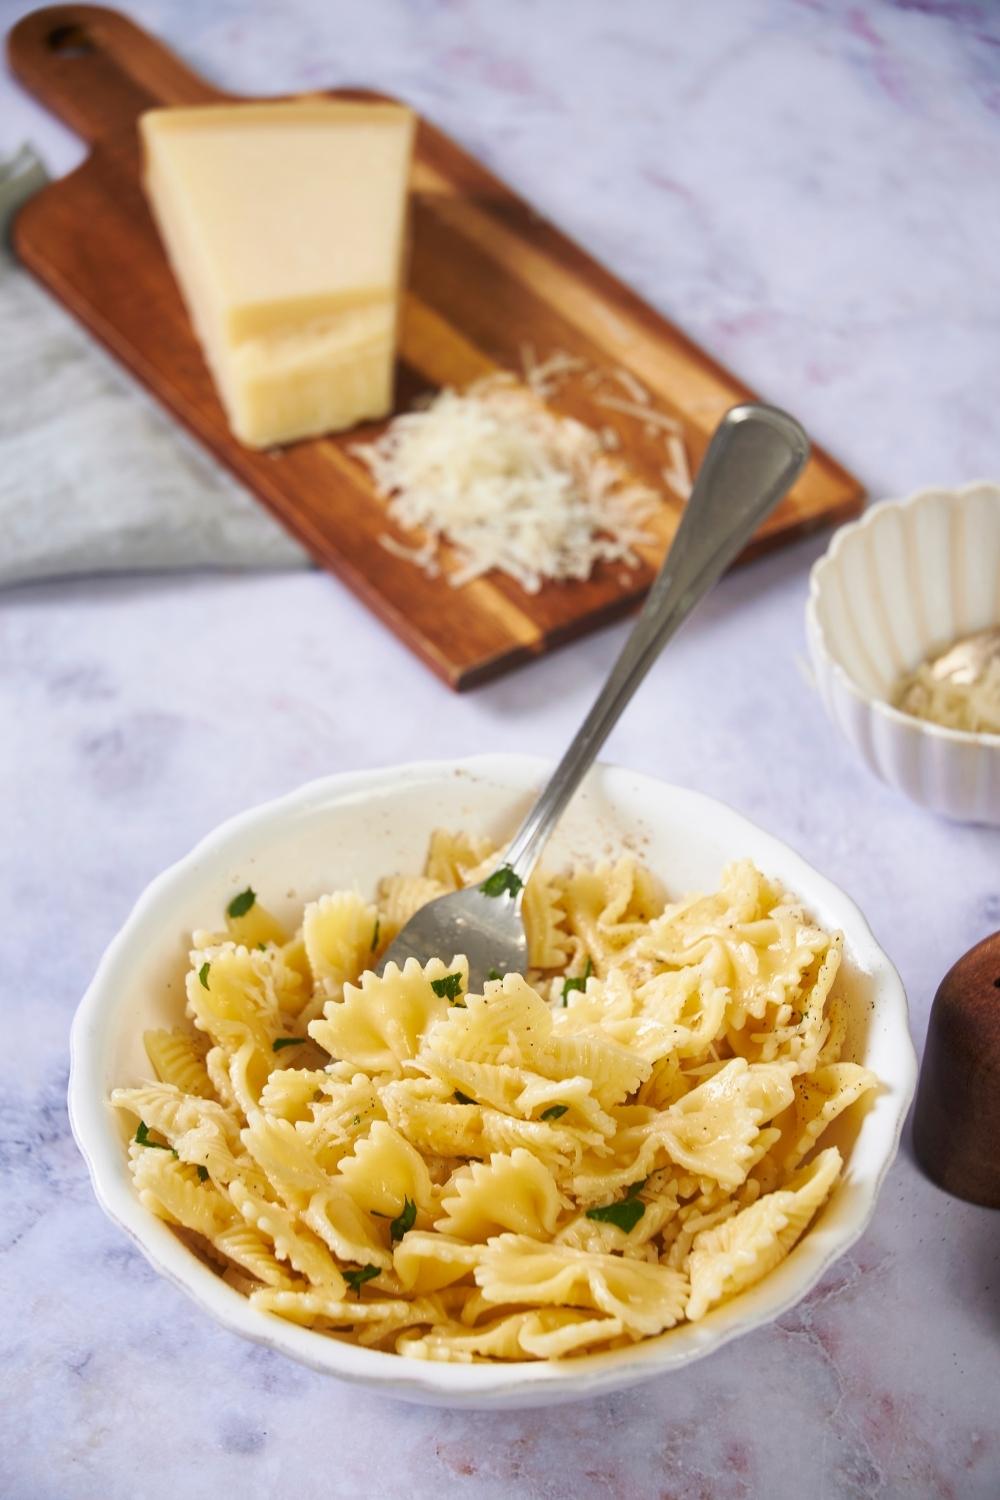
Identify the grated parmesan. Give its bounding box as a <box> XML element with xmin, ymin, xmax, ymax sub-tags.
<box><xmin>608</xmin><ymin>366</ymin><xmax>651</xmax><ymax>404</ymax></box>
<box><xmin>895</xmin><ymin>654</ymin><xmax>1000</xmax><ymax>735</ymax></box>
<box><xmin>353</xmin><ymin>377</ymin><xmax>658</xmax><ymax>593</ymax></box>
<box><xmin>661</xmin><ymin>433</ymin><xmax>693</xmax><ymax>501</ymax></box>
<box><xmin>594</xmin><ymin>391</ymin><xmax>682</xmax><ymax>433</ymax></box>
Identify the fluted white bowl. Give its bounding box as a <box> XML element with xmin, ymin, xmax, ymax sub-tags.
<box><xmin>70</xmin><ymin>755</ymin><xmax>915</xmax><ymax>1408</ymax></box>
<box><xmin>807</xmin><ymin>482</ymin><xmax>1000</xmax><ymax>824</ymax></box>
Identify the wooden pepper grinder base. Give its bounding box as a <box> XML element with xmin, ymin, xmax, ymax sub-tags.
<box><xmin>912</xmin><ymin>931</ymin><xmax>1000</xmax><ymax>1209</ymax></box>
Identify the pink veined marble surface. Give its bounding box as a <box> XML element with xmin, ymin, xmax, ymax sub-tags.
<box><xmin>1</xmin><ymin>0</ymin><xmax>999</xmax><ymax>1496</ymax></box>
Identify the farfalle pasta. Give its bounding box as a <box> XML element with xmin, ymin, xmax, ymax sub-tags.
<box><xmin>110</xmin><ymin>835</ymin><xmax>878</xmax><ymax>1362</ymax></box>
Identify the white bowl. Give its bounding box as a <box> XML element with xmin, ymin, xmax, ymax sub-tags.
<box><xmin>807</xmin><ymin>482</ymin><xmax>1000</xmax><ymax>824</ymax></box>
<box><xmin>69</xmin><ymin>754</ymin><xmax>915</xmax><ymax>1409</ymax></box>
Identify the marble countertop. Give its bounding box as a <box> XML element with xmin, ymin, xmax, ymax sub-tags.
<box><xmin>2</xmin><ymin>1</ymin><xmax>999</xmax><ymax>1496</ymax></box>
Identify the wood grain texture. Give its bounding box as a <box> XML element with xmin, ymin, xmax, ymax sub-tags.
<box><xmin>8</xmin><ymin>4</ymin><xmax>865</xmax><ymax>690</ymax></box>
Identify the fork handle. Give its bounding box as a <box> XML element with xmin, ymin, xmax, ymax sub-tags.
<box><xmin>502</xmin><ymin>403</ymin><xmax>810</xmax><ymax>886</ymax></box>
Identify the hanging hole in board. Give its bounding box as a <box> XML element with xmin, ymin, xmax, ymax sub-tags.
<box><xmin>47</xmin><ymin>24</ymin><xmax>95</xmax><ymax>58</ymax></box>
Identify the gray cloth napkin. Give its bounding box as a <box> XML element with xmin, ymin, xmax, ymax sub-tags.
<box><xmin>0</xmin><ymin>146</ymin><xmax>310</xmax><ymax>587</ymax></box>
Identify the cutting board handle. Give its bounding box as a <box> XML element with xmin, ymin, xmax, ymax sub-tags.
<box><xmin>7</xmin><ymin>5</ymin><xmax>220</xmax><ymax>145</ymax></box>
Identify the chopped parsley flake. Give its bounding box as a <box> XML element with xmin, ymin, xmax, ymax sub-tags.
<box><xmin>480</xmin><ymin>865</ymin><xmax>523</xmax><ymax>898</ymax></box>
<box><xmin>134</xmin><ymin>1121</ymin><xmax>177</xmax><ymax>1157</ymax></box>
<box><xmin>343</xmin><ymin>1264</ymin><xmax>379</xmax><ymax>1297</ymax></box>
<box><xmin>561</xmin><ymin>957</ymin><xmax>592</xmax><ymax>1006</ymax></box>
<box><xmin>196</xmin><ymin>1165</ymin><xmax>209</xmax><ymax>1182</ymax></box>
<box><xmin>370</xmin><ymin>917</ymin><xmax>380</xmax><ymax>952</ymax></box>
<box><xmin>430</xmin><ymin>972</ymin><xmax>464</xmax><ymax>1002</ymax></box>
<box><xmin>390</xmin><ymin>1197</ymin><xmax>416</xmax><ymax>1243</ymax></box>
<box><xmin>539</xmin><ymin>1104</ymin><xmax>568</xmax><ymax>1121</ymax></box>
<box><xmin>585</xmin><ymin>1196</ymin><xmax>645</xmax><ymax>1233</ymax></box>
<box><xmin>454</xmin><ymin>1091</ymin><xmax>475</xmax><ymax>1106</ymax></box>
<box><xmin>486</xmin><ymin>968</ymin><xmax>504</xmax><ymax>982</ymax></box>
<box><xmin>272</xmin><ymin>1037</ymin><xmax>304</xmax><ymax>1052</ymax></box>
<box><xmin>198</xmin><ymin>961</ymin><xmax>211</xmax><ymax>990</ymax></box>
<box><xmin>227</xmin><ymin>887</ymin><xmax>256</xmax><ymax>919</ymax></box>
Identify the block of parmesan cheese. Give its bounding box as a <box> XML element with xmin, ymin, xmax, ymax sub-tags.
<box><xmin>140</xmin><ymin>99</ymin><xmax>415</xmax><ymax>448</ymax></box>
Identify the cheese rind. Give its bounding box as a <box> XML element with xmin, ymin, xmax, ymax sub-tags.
<box><xmin>140</xmin><ymin>98</ymin><xmax>414</xmax><ymax>447</ymax></box>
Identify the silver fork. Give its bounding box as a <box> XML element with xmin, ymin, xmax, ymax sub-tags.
<box><xmin>377</xmin><ymin>403</ymin><xmax>809</xmax><ymax>991</ymax></box>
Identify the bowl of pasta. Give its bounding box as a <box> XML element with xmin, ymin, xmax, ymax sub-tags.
<box><xmin>70</xmin><ymin>754</ymin><xmax>915</xmax><ymax>1408</ymax></box>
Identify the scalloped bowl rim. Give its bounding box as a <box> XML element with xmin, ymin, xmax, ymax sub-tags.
<box><xmin>69</xmin><ymin>754</ymin><xmax>916</xmax><ymax>1408</ymax></box>
<box><xmin>807</xmin><ymin>480</ymin><xmax>1000</xmax><ymax>748</ymax></box>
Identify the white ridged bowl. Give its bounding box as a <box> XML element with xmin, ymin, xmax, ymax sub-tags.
<box><xmin>807</xmin><ymin>483</ymin><xmax>1000</xmax><ymax>824</ymax></box>
<box><xmin>70</xmin><ymin>755</ymin><xmax>915</xmax><ymax>1408</ymax></box>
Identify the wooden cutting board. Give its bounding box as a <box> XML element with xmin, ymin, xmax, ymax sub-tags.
<box><xmin>8</xmin><ymin>5</ymin><xmax>864</xmax><ymax>690</ymax></box>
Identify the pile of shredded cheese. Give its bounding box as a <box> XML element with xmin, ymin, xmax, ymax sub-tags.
<box><xmin>353</xmin><ymin>375</ymin><xmax>660</xmax><ymax>593</ymax></box>
<box><xmin>895</xmin><ymin>655</ymin><xmax>1000</xmax><ymax>735</ymax></box>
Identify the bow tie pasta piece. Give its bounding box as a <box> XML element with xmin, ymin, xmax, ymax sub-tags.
<box><xmin>296</xmin><ymin>1077</ymin><xmax>387</xmax><ymax>1171</ymax></box>
<box><xmin>513</xmin><ymin>1073</ymin><xmax>616</xmax><ymax>1140</ymax></box>
<box><xmin>423</xmin><ymin>828</ymin><xmax>498</xmax><ymax>890</ymax></box>
<box><xmin>412</xmin><ymin>1053</ymin><xmax>527</xmax><ymax>1114</ymax></box>
<box><xmin>636</xmin><ymin>1054</ymin><xmax>691</xmax><ymax>1111</ymax></box>
<box><xmin>633</xmin><ymin>966</ymin><xmax>729</xmax><ymax>1060</ymax></box>
<box><xmin>251</xmin><ymin>1286</ymin><xmax>415</xmax><ymax>1331</ymax></box>
<box><xmin>518</xmin><ymin>1029</ymin><xmax>651</xmax><ymax>1110</ymax></box>
<box><xmin>130</xmin><ymin>1147</ymin><xmax>235</xmax><ymax>1240</ymax></box>
<box><xmin>773</xmin><ymin>1063</ymin><xmax>878</xmax><ymax>1182</ymax></box>
<box><xmin>174</xmin><ymin>1118</ymin><xmax>272</xmax><ymax>1199</ymax></box>
<box><xmin>227</xmin><ymin>1038</ymin><xmax>276</xmax><ymax>1116</ymax></box>
<box><xmin>309</xmin><ymin>956</ymin><xmax>467</xmax><ymax>1075</ymax></box>
<box><xmin>638</xmin><ymin>863</ymin><xmax>835</xmax><ymax>1030</ymax></box>
<box><xmin>399</xmin><ymin>1307</ymin><xmax>625</xmax><ymax>1362</ymax></box>
<box><xmin>302</xmin><ymin>891</ymin><xmax>380</xmax><ymax>999</ymax></box>
<box><xmin>229</xmin><ymin>1178</ymin><xmax>347</xmax><ymax>1289</ymax></box>
<box><xmin>112</xmin><ymin>1082</ymin><xmax>240</xmax><ymax>1150</ymax></box>
<box><xmin>686</xmin><ymin>1147</ymin><xmax>842</xmax><ymax>1321</ymax></box>
<box><xmin>430</xmin><ymin>973</ymin><xmax>651</xmax><ymax>1109</ymax></box>
<box><xmin>143</xmin><ymin>1027</ymin><xmax>214</xmax><ymax>1098</ymax></box>
<box><xmin>653</xmin><ymin>1059</ymin><xmax>794</xmax><ymax>1190</ymax></box>
<box><xmin>517</xmin><ymin>1308</ymin><xmax>628</xmax><ymax>1360</ymax></box>
<box><xmin>640</xmin><ymin>860</ymin><xmax>783</xmax><ymax>957</ymax></box>
<box><xmin>212</xmin><ymin>1222</ymin><xmax>302</xmax><ymax>1290</ymax></box>
<box><xmin>335</xmin><ymin>1120</ymin><xmax>434</xmax><ymax>1216</ymax></box>
<box><xmin>477</xmin><ymin>1108</ymin><xmax>589</xmax><ymax>1177</ymax></box>
<box><xmin>722</xmin><ymin>933</ymin><xmax>844</xmax><ymax>1075</ymax></box>
<box><xmin>522</xmin><ymin>869</ymin><xmax>572</xmax><ymax>970</ymax></box>
<box><xmin>185</xmin><ymin>943</ymin><xmax>292</xmax><ymax>1055</ymax></box>
<box><xmin>222</xmin><ymin>892</ymin><xmax>287</xmax><ymax>950</ymax></box>
<box><xmin>435</xmin><ymin>1149</ymin><xmax>564</xmax><ymax>1241</ymax></box>
<box><xmin>549</xmin><ymin>968</ymin><xmax>634</xmax><ymax>1031</ymax></box>
<box><xmin>241</xmin><ymin>1111</ymin><xmax>336</xmax><ymax>1202</ymax></box>
<box><xmin>393</xmin><ymin>1233</ymin><xmax>485</xmax><ymax>1294</ymax></box>
<box><xmin>720</xmin><ymin>915</ymin><xmax>832</xmax><ymax>1031</ymax></box>
<box><xmin>302</xmin><ymin>1187</ymin><xmax>393</xmax><ymax>1270</ymax></box>
<box><xmin>258</xmin><ymin>1067</ymin><xmax>339</xmax><ymax>1123</ymax></box>
<box><xmin>556</xmin><ymin>1187</ymin><xmax>678</xmax><ymax>1258</ymax></box>
<box><xmin>204</xmin><ymin>1046</ymin><xmax>239</xmax><ymax>1112</ymax></box>
<box><xmin>353</xmin><ymin>1294</ymin><xmax>454</xmax><ymax>1349</ymax></box>
<box><xmin>475</xmin><ymin>1235</ymin><xmax>688</xmax><ymax>1337</ymax></box>
<box><xmin>554</xmin><ymin>857</ymin><xmax>666</xmax><ymax>971</ymax></box>
<box><xmin>412</xmin><ymin>1050</ymin><xmax>615</xmax><ymax>1143</ymax></box>
<box><xmin>381</xmin><ymin>1078</ymin><xmax>487</xmax><ymax>1158</ymax></box>
<box><xmin>424</xmin><ymin>975</ymin><xmax>551</xmax><ymax>1064</ymax></box>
